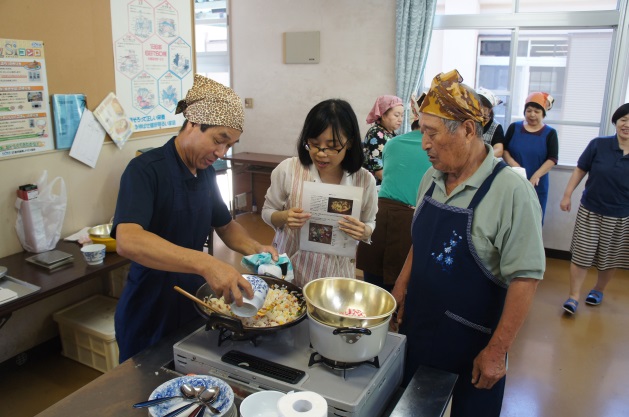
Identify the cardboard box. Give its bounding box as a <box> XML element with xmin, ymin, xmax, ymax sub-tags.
<box><xmin>16</xmin><ymin>188</ymin><xmax>39</xmax><ymax>200</ymax></box>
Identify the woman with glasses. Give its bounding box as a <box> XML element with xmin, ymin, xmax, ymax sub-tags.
<box><xmin>363</xmin><ymin>95</ymin><xmax>404</xmax><ymax>185</ymax></box>
<box><xmin>261</xmin><ymin>99</ymin><xmax>378</xmax><ymax>287</ymax></box>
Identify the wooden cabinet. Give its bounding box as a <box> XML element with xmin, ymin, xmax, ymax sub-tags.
<box><xmin>223</xmin><ymin>152</ymin><xmax>291</xmax><ymax>217</ymax></box>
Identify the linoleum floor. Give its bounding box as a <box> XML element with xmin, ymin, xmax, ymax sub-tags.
<box><xmin>1</xmin><ymin>213</ymin><xmax>628</xmax><ymax>416</ymax></box>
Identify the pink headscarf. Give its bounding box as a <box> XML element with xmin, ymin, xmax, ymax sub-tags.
<box><xmin>366</xmin><ymin>95</ymin><xmax>403</xmax><ymax>124</ymax></box>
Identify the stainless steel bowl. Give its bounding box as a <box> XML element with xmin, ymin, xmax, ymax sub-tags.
<box><xmin>88</xmin><ymin>223</ymin><xmax>112</xmax><ymax>238</ymax></box>
<box><xmin>302</xmin><ymin>277</ymin><xmax>396</xmax><ymax>328</ymax></box>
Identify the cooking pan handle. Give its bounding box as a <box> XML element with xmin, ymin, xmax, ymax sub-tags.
<box><xmin>205</xmin><ymin>314</ymin><xmax>246</xmax><ymax>333</ymax></box>
<box><xmin>332</xmin><ymin>327</ymin><xmax>372</xmax><ymax>336</ymax></box>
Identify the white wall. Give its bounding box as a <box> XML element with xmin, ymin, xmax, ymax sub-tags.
<box><xmin>229</xmin><ymin>0</ymin><xmax>397</xmax><ymax>155</ymax></box>
<box><xmin>543</xmin><ymin>167</ymin><xmax>585</xmax><ymax>251</ymax></box>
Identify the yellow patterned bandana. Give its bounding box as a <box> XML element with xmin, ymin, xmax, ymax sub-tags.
<box><xmin>176</xmin><ymin>74</ymin><xmax>244</xmax><ymax>132</ymax></box>
<box><xmin>419</xmin><ymin>69</ymin><xmax>489</xmax><ymax>126</ymax></box>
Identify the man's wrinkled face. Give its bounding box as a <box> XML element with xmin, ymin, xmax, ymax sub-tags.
<box><xmin>419</xmin><ymin>114</ymin><xmax>469</xmax><ymax>174</ymax></box>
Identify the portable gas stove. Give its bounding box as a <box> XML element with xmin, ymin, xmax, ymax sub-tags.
<box><xmin>173</xmin><ymin>318</ymin><xmax>406</xmax><ymax>417</ymax></box>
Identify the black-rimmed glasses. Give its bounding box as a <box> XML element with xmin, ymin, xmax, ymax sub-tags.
<box><xmin>304</xmin><ymin>140</ymin><xmax>347</xmax><ymax>155</ymax></box>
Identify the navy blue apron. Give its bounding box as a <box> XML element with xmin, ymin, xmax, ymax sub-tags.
<box><xmin>115</xmin><ymin>141</ymin><xmax>211</xmax><ymax>362</ymax></box>
<box><xmin>400</xmin><ymin>162</ymin><xmax>508</xmax><ymax>417</ymax></box>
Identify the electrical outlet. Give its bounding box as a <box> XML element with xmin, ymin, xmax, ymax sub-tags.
<box><xmin>235</xmin><ymin>193</ymin><xmax>247</xmax><ymax>209</ymax></box>
<box><xmin>244</xmin><ymin>98</ymin><xmax>253</xmax><ymax>108</ymax></box>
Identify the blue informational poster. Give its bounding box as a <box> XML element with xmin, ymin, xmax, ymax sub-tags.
<box><xmin>51</xmin><ymin>94</ymin><xmax>86</xmax><ymax>150</ymax></box>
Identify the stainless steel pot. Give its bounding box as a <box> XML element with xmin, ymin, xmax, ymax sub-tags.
<box><xmin>303</xmin><ymin>277</ymin><xmax>396</xmax><ymax>328</ymax></box>
<box><xmin>307</xmin><ymin>312</ymin><xmax>390</xmax><ymax>363</ymax></box>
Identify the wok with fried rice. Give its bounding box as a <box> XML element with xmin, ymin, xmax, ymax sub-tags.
<box><xmin>193</xmin><ymin>275</ymin><xmax>307</xmax><ymax>337</ymax></box>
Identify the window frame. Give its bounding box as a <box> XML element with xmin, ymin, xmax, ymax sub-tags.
<box><xmin>430</xmin><ymin>5</ymin><xmax>629</xmax><ymax>166</ymax></box>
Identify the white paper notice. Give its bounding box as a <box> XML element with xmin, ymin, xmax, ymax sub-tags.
<box><xmin>299</xmin><ymin>181</ymin><xmax>363</xmax><ymax>257</ymax></box>
<box><xmin>69</xmin><ymin>109</ymin><xmax>106</xmax><ymax>168</ymax></box>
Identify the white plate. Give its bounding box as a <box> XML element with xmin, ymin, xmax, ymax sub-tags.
<box><xmin>147</xmin><ymin>375</ymin><xmax>234</xmax><ymax>417</ymax></box>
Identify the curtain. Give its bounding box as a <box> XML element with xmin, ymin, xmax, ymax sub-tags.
<box><xmin>395</xmin><ymin>0</ymin><xmax>437</xmax><ymax>133</ymax></box>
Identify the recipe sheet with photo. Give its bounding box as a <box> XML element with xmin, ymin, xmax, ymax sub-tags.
<box><xmin>299</xmin><ymin>181</ymin><xmax>363</xmax><ymax>257</ymax></box>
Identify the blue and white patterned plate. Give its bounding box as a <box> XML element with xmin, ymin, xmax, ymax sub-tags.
<box><xmin>147</xmin><ymin>375</ymin><xmax>234</xmax><ymax>417</ymax></box>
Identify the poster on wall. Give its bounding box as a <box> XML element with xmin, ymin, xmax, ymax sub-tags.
<box><xmin>110</xmin><ymin>0</ymin><xmax>194</xmax><ymax>133</ymax></box>
<box><xmin>0</xmin><ymin>39</ymin><xmax>54</xmax><ymax>158</ymax></box>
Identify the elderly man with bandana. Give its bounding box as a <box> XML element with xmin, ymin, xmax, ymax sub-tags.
<box><xmin>391</xmin><ymin>70</ymin><xmax>545</xmax><ymax>417</ymax></box>
<box><xmin>112</xmin><ymin>75</ymin><xmax>278</xmax><ymax>362</ymax></box>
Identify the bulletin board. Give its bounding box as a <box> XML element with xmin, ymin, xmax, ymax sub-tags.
<box><xmin>0</xmin><ymin>0</ymin><xmax>196</xmax><ymax>149</ymax></box>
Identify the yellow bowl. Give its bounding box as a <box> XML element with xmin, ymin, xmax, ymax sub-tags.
<box><xmin>90</xmin><ymin>236</ymin><xmax>116</xmax><ymax>252</ymax></box>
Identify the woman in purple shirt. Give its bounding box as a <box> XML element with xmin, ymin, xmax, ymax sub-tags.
<box><xmin>560</xmin><ymin>103</ymin><xmax>629</xmax><ymax>315</ymax></box>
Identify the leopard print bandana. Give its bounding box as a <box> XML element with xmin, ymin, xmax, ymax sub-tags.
<box><xmin>419</xmin><ymin>69</ymin><xmax>489</xmax><ymax>126</ymax></box>
<box><xmin>176</xmin><ymin>74</ymin><xmax>244</xmax><ymax>132</ymax></box>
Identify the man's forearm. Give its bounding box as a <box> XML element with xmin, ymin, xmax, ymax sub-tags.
<box><xmin>487</xmin><ymin>278</ymin><xmax>539</xmax><ymax>354</ymax></box>
<box><xmin>116</xmin><ymin>223</ymin><xmax>220</xmax><ymax>276</ymax></box>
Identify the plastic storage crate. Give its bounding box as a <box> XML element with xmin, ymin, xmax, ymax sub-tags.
<box><xmin>53</xmin><ymin>295</ymin><xmax>119</xmax><ymax>373</ymax></box>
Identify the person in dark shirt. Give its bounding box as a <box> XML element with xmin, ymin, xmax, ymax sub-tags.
<box><xmin>112</xmin><ymin>75</ymin><xmax>277</xmax><ymax>361</ymax></box>
<box><xmin>560</xmin><ymin>103</ymin><xmax>629</xmax><ymax>314</ymax></box>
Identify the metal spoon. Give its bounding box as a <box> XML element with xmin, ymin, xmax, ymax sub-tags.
<box><xmin>163</xmin><ymin>388</ymin><xmax>217</xmax><ymax>417</ymax></box>
<box><xmin>188</xmin><ymin>404</ymin><xmax>207</xmax><ymax>417</ymax></box>
<box><xmin>132</xmin><ymin>382</ymin><xmax>197</xmax><ymax>408</ymax></box>
<box><xmin>197</xmin><ymin>386</ymin><xmax>221</xmax><ymax>414</ymax></box>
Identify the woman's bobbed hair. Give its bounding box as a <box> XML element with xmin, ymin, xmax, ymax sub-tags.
<box><xmin>611</xmin><ymin>103</ymin><xmax>629</xmax><ymax>125</ymax></box>
<box><xmin>296</xmin><ymin>99</ymin><xmax>364</xmax><ymax>174</ymax></box>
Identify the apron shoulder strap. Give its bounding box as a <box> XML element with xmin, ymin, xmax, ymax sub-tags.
<box><xmin>426</xmin><ymin>181</ymin><xmax>437</xmax><ymax>197</ymax></box>
<box><xmin>468</xmin><ymin>161</ymin><xmax>508</xmax><ymax>210</ymax></box>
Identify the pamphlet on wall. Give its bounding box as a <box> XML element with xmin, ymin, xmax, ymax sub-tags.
<box><xmin>69</xmin><ymin>109</ymin><xmax>106</xmax><ymax>168</ymax></box>
<box><xmin>93</xmin><ymin>92</ymin><xmax>133</xmax><ymax>149</ymax></box>
<box><xmin>52</xmin><ymin>94</ymin><xmax>86</xmax><ymax>150</ymax></box>
<box><xmin>299</xmin><ymin>181</ymin><xmax>363</xmax><ymax>257</ymax></box>
<box><xmin>0</xmin><ymin>38</ymin><xmax>55</xmax><ymax>157</ymax></box>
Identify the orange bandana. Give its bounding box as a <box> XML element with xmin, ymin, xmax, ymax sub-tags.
<box><xmin>419</xmin><ymin>70</ymin><xmax>489</xmax><ymax>126</ymax></box>
<box><xmin>525</xmin><ymin>92</ymin><xmax>554</xmax><ymax>111</ymax></box>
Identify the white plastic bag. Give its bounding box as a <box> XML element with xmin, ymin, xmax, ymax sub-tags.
<box><xmin>15</xmin><ymin>171</ymin><xmax>67</xmax><ymax>253</ymax></box>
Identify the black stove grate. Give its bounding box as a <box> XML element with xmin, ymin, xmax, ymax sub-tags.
<box><xmin>221</xmin><ymin>350</ymin><xmax>306</xmax><ymax>384</ymax></box>
<box><xmin>215</xmin><ymin>327</ymin><xmax>259</xmax><ymax>347</ymax></box>
<box><xmin>308</xmin><ymin>351</ymin><xmax>380</xmax><ymax>370</ymax></box>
